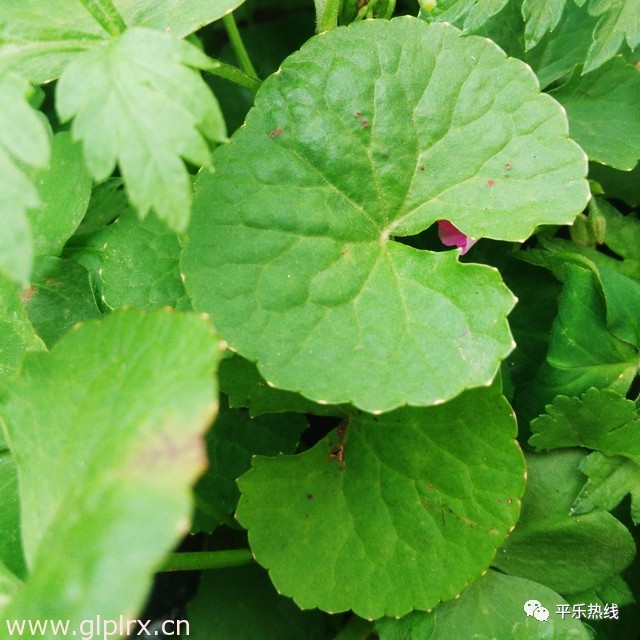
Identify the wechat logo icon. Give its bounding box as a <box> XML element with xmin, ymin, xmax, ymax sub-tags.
<box><xmin>524</xmin><ymin>599</ymin><xmax>550</xmax><ymax>622</ymax></box>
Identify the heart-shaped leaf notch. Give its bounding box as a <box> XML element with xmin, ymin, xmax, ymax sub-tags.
<box><xmin>182</xmin><ymin>16</ymin><xmax>589</xmax><ymax>412</ymax></box>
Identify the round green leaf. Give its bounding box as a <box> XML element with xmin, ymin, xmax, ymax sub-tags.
<box><xmin>236</xmin><ymin>386</ymin><xmax>525</xmax><ymax>619</ymax></box>
<box><xmin>183</xmin><ymin>17</ymin><xmax>589</xmax><ymax>412</ymax></box>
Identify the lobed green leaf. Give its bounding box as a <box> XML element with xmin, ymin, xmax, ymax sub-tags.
<box><xmin>56</xmin><ymin>27</ymin><xmax>226</xmax><ymax>232</ymax></box>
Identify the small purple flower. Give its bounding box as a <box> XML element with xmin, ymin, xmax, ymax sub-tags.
<box><xmin>437</xmin><ymin>220</ymin><xmax>478</xmax><ymax>255</ymax></box>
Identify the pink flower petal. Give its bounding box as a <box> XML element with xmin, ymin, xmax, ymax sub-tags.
<box><xmin>437</xmin><ymin>220</ymin><xmax>478</xmax><ymax>255</ymax></box>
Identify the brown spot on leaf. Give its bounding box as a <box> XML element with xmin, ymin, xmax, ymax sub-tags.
<box><xmin>268</xmin><ymin>128</ymin><xmax>283</xmax><ymax>138</ymax></box>
<box><xmin>354</xmin><ymin>111</ymin><xmax>361</xmax><ymax>117</ymax></box>
<box><xmin>505</xmin><ymin>162</ymin><xmax>512</xmax><ymax>170</ymax></box>
<box><xmin>487</xmin><ymin>179</ymin><xmax>496</xmax><ymax>187</ymax></box>
<box><xmin>20</xmin><ymin>286</ymin><xmax>37</xmax><ymax>302</ymax></box>
<box><xmin>361</xmin><ymin>119</ymin><xmax>369</xmax><ymax>128</ymax></box>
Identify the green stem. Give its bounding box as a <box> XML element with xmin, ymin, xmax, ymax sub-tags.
<box><xmin>78</xmin><ymin>0</ymin><xmax>127</xmax><ymax>36</ymax></box>
<box><xmin>222</xmin><ymin>13</ymin><xmax>259</xmax><ymax>81</ymax></box>
<box><xmin>205</xmin><ymin>58</ymin><xmax>261</xmax><ymax>92</ymax></box>
<box><xmin>315</xmin><ymin>0</ymin><xmax>342</xmax><ymax>32</ymax></box>
<box><xmin>159</xmin><ymin>549</ymin><xmax>254</xmax><ymax>572</ymax></box>
<box><xmin>333</xmin><ymin>616</ymin><xmax>373</xmax><ymax>640</ymax></box>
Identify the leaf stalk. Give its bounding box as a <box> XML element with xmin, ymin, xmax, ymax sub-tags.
<box><xmin>78</xmin><ymin>0</ymin><xmax>127</xmax><ymax>37</ymax></box>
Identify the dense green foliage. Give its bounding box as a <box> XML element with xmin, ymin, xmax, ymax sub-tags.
<box><xmin>0</xmin><ymin>0</ymin><xmax>639</xmax><ymax>638</ymax></box>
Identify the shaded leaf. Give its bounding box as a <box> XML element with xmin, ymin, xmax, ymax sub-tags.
<box><xmin>589</xmin><ymin>161</ymin><xmax>640</xmax><ymax>208</ymax></box>
<box><xmin>525</xmin><ymin>0</ymin><xmax>598</xmax><ymax>88</ymax></box>
<box><xmin>193</xmin><ymin>398</ymin><xmax>307</xmax><ymax>532</ymax></box>
<box><xmin>219</xmin><ymin>355</ymin><xmax>345</xmax><ymax>417</ymax></box>
<box><xmin>187</xmin><ymin>564</ymin><xmax>336</xmax><ymax>639</ymax></box>
<box><xmin>573</xmin><ymin>452</ymin><xmax>640</xmax><ymax>524</ymax></box>
<box><xmin>236</xmin><ymin>386</ymin><xmax>525</xmax><ymax>619</ymax></box>
<box><xmin>551</xmin><ymin>58</ymin><xmax>640</xmax><ymax>170</ymax></box>
<box><xmin>0</xmin><ymin>0</ymin><xmax>246</xmax><ymax>84</ymax></box>
<box><xmin>0</xmin><ymin>309</ymin><xmax>220</xmax><ymax>620</ymax></box>
<box><xmin>22</xmin><ymin>256</ymin><xmax>101</xmax><ymax>348</ymax></box>
<box><xmin>0</xmin><ymin>447</ymin><xmax>24</xmax><ymax>579</ymax></box>
<box><xmin>515</xmin><ymin>264</ymin><xmax>638</xmax><ymax>424</ymax></box>
<box><xmin>0</xmin><ymin>72</ymin><xmax>50</xmax><ymax>285</ymax></box>
<box><xmin>183</xmin><ymin>17</ymin><xmax>588</xmax><ymax>412</ymax></box>
<box><xmin>375</xmin><ymin>570</ymin><xmax>591</xmax><ymax>640</ymax></box>
<box><xmin>91</xmin><ymin>208</ymin><xmax>191</xmax><ymax>311</ymax></box>
<box><xmin>56</xmin><ymin>27</ymin><xmax>226</xmax><ymax>232</ymax></box>
<box><xmin>494</xmin><ymin>450</ymin><xmax>635</xmax><ymax>594</ymax></box>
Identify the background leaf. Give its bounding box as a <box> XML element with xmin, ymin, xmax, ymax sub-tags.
<box><xmin>0</xmin><ymin>72</ymin><xmax>50</xmax><ymax>285</ymax></box>
<box><xmin>236</xmin><ymin>386</ymin><xmax>525</xmax><ymax>618</ymax></box>
<box><xmin>494</xmin><ymin>450</ymin><xmax>636</xmax><ymax>594</ymax></box>
<box><xmin>187</xmin><ymin>564</ymin><xmax>337</xmax><ymax>639</ymax></box>
<box><xmin>56</xmin><ymin>27</ymin><xmax>226</xmax><ymax>232</ymax></box>
<box><xmin>574</xmin><ymin>452</ymin><xmax>640</xmax><ymax>524</ymax></box>
<box><xmin>375</xmin><ymin>570</ymin><xmax>591</xmax><ymax>639</ymax></box>
<box><xmin>582</xmin><ymin>0</ymin><xmax>640</xmax><ymax>72</ymax></box>
<box><xmin>0</xmin><ymin>309</ymin><xmax>220</xmax><ymax>620</ymax></box>
<box><xmin>25</xmin><ymin>132</ymin><xmax>92</xmax><ymax>259</ymax></box>
<box><xmin>0</xmin><ymin>0</ymin><xmax>246</xmax><ymax>83</ymax></box>
<box><xmin>183</xmin><ymin>16</ymin><xmax>588</xmax><ymax>411</ymax></box>
<box><xmin>88</xmin><ymin>208</ymin><xmax>191</xmax><ymax>311</ymax></box>
<box><xmin>551</xmin><ymin>57</ymin><xmax>640</xmax><ymax>170</ymax></box>
<box><xmin>193</xmin><ymin>397</ymin><xmax>307</xmax><ymax>532</ymax></box>
<box><xmin>522</xmin><ymin>0</ymin><xmax>566</xmax><ymax>50</ymax></box>
<box><xmin>22</xmin><ymin>256</ymin><xmax>101</xmax><ymax>348</ymax></box>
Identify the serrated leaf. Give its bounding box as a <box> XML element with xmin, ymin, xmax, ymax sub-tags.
<box><xmin>187</xmin><ymin>564</ymin><xmax>336</xmax><ymax>639</ymax></box>
<box><xmin>90</xmin><ymin>208</ymin><xmax>191</xmax><ymax>311</ymax></box>
<box><xmin>22</xmin><ymin>256</ymin><xmax>101</xmax><ymax>348</ymax></box>
<box><xmin>219</xmin><ymin>355</ymin><xmax>345</xmax><ymax>417</ymax></box>
<box><xmin>425</xmin><ymin>0</ymin><xmax>510</xmax><ymax>31</ymax></box>
<box><xmin>236</xmin><ymin>386</ymin><xmax>525</xmax><ymax>618</ymax></box>
<box><xmin>583</xmin><ymin>0</ymin><xmax>640</xmax><ymax>73</ymax></box>
<box><xmin>0</xmin><ymin>72</ymin><xmax>50</xmax><ymax>285</ymax></box>
<box><xmin>522</xmin><ymin>0</ymin><xmax>567</xmax><ymax>50</ymax></box>
<box><xmin>494</xmin><ymin>450</ymin><xmax>636</xmax><ymax>594</ymax></box>
<box><xmin>551</xmin><ymin>58</ymin><xmax>640</xmax><ymax>170</ymax></box>
<box><xmin>193</xmin><ymin>397</ymin><xmax>307</xmax><ymax>532</ymax></box>
<box><xmin>525</xmin><ymin>0</ymin><xmax>598</xmax><ymax>88</ymax></box>
<box><xmin>530</xmin><ymin>388</ymin><xmax>640</xmax><ymax>464</ymax></box>
<box><xmin>0</xmin><ymin>309</ymin><xmax>220</xmax><ymax>620</ymax></box>
<box><xmin>183</xmin><ymin>17</ymin><xmax>588</xmax><ymax>412</ymax></box>
<box><xmin>0</xmin><ymin>275</ymin><xmax>44</xmax><ymax>382</ymax></box>
<box><xmin>574</xmin><ymin>452</ymin><xmax>640</xmax><ymax>524</ymax></box>
<box><xmin>375</xmin><ymin>571</ymin><xmax>591</xmax><ymax>640</ymax></box>
<box><xmin>0</xmin><ymin>0</ymin><xmax>246</xmax><ymax>84</ymax></box>
<box><xmin>56</xmin><ymin>27</ymin><xmax>226</xmax><ymax>232</ymax></box>
<box><xmin>26</xmin><ymin>132</ymin><xmax>91</xmax><ymax>259</ymax></box>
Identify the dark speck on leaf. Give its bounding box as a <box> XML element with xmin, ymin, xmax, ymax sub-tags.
<box><xmin>419</xmin><ymin>165</ymin><xmax>425</xmax><ymax>172</ymax></box>
<box><xmin>268</xmin><ymin>128</ymin><xmax>283</xmax><ymax>138</ymax></box>
<box><xmin>354</xmin><ymin>111</ymin><xmax>361</xmax><ymax>117</ymax></box>
<box><xmin>487</xmin><ymin>179</ymin><xmax>496</xmax><ymax>187</ymax></box>
<box><xmin>307</xmin><ymin>493</ymin><xmax>313</xmax><ymax>500</ymax></box>
<box><xmin>505</xmin><ymin>162</ymin><xmax>512</xmax><ymax>170</ymax></box>
<box><xmin>361</xmin><ymin>119</ymin><xmax>369</xmax><ymax>128</ymax></box>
